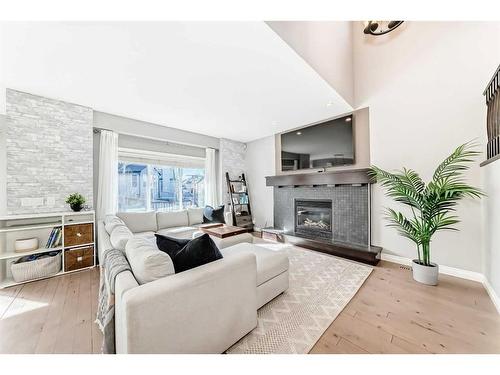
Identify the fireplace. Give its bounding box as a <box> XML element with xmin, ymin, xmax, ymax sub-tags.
<box><xmin>295</xmin><ymin>199</ymin><xmax>332</xmax><ymax>239</ymax></box>
<box><xmin>267</xmin><ymin>169</ymin><xmax>381</xmax><ymax>265</ymax></box>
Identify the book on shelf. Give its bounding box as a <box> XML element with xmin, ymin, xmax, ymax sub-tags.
<box><xmin>45</xmin><ymin>228</ymin><xmax>55</xmax><ymax>248</ymax></box>
<box><xmin>45</xmin><ymin>226</ymin><xmax>62</xmax><ymax>248</ymax></box>
<box><xmin>53</xmin><ymin>228</ymin><xmax>62</xmax><ymax>247</ymax></box>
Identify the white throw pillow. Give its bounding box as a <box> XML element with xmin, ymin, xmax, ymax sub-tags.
<box><xmin>109</xmin><ymin>224</ymin><xmax>133</xmax><ymax>251</ymax></box>
<box><xmin>125</xmin><ymin>236</ymin><xmax>175</xmax><ymax>285</ymax></box>
<box><xmin>104</xmin><ymin>216</ymin><xmax>125</xmax><ymax>234</ymax></box>
<box><xmin>187</xmin><ymin>207</ymin><xmax>204</xmax><ymax>225</ymax></box>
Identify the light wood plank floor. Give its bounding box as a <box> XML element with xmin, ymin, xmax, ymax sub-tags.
<box><xmin>1</xmin><ymin>260</ymin><xmax>499</xmax><ymax>354</ymax></box>
<box><xmin>0</xmin><ymin>268</ymin><xmax>102</xmax><ymax>354</ymax></box>
<box><xmin>311</xmin><ymin>261</ymin><xmax>500</xmax><ymax>354</ymax></box>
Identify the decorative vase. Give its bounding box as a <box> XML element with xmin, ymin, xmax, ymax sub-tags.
<box><xmin>412</xmin><ymin>260</ymin><xmax>439</xmax><ymax>286</ymax></box>
<box><xmin>70</xmin><ymin>203</ymin><xmax>83</xmax><ymax>212</ymax></box>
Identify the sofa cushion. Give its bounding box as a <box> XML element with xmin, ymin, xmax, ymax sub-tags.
<box><xmin>156</xmin><ymin>233</ymin><xmax>223</xmax><ymax>273</ymax></box>
<box><xmin>117</xmin><ymin>211</ymin><xmax>158</xmax><ymax>233</ymax></box>
<box><xmin>209</xmin><ymin>232</ymin><xmax>254</xmax><ymax>249</ymax></box>
<box><xmin>191</xmin><ymin>231</ymin><xmax>253</xmax><ymax>249</ymax></box>
<box><xmin>187</xmin><ymin>207</ymin><xmax>204</xmax><ymax>225</ymax></box>
<box><xmin>133</xmin><ymin>231</ymin><xmax>156</xmax><ymax>240</ymax></box>
<box><xmin>104</xmin><ymin>215</ymin><xmax>125</xmax><ymax>234</ymax></box>
<box><xmin>110</xmin><ymin>224</ymin><xmax>134</xmax><ymax>251</ymax></box>
<box><xmin>221</xmin><ymin>243</ymin><xmax>289</xmax><ymax>286</ymax></box>
<box><xmin>203</xmin><ymin>205</ymin><xmax>225</xmax><ymax>223</ymax></box>
<box><xmin>157</xmin><ymin>226</ymin><xmax>197</xmax><ymax>239</ymax></box>
<box><xmin>125</xmin><ymin>237</ymin><xmax>175</xmax><ymax>285</ymax></box>
<box><xmin>157</xmin><ymin>210</ymin><xmax>189</xmax><ymax>230</ymax></box>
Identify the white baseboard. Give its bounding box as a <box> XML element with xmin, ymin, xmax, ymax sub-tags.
<box><xmin>483</xmin><ymin>278</ymin><xmax>500</xmax><ymax>315</ymax></box>
<box><xmin>380</xmin><ymin>252</ymin><xmax>500</xmax><ymax>314</ymax></box>
<box><xmin>380</xmin><ymin>253</ymin><xmax>412</xmax><ymax>266</ymax></box>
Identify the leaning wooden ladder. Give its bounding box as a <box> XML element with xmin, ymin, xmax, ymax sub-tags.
<box><xmin>225</xmin><ymin>172</ymin><xmax>254</xmax><ymax>231</ymax></box>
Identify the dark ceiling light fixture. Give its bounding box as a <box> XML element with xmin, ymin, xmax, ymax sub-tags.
<box><xmin>363</xmin><ymin>21</ymin><xmax>404</xmax><ymax>36</ymax></box>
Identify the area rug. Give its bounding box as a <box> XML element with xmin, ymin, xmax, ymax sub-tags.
<box><xmin>227</xmin><ymin>242</ymin><xmax>373</xmax><ymax>354</ymax></box>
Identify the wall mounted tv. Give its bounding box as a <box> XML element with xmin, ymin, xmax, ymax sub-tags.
<box><xmin>280</xmin><ymin>114</ymin><xmax>354</xmax><ymax>172</ymax></box>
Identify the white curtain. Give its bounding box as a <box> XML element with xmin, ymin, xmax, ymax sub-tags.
<box><xmin>97</xmin><ymin>130</ymin><xmax>119</xmax><ymax>220</ymax></box>
<box><xmin>204</xmin><ymin>148</ymin><xmax>218</xmax><ymax>207</ymax></box>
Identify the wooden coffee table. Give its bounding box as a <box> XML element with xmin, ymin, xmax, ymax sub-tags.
<box><xmin>200</xmin><ymin>225</ymin><xmax>248</xmax><ymax>239</ymax></box>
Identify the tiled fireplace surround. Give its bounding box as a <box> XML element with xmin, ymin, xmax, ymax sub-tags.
<box><xmin>274</xmin><ymin>185</ymin><xmax>369</xmax><ymax>247</ymax></box>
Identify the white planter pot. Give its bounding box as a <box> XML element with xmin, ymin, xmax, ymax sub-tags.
<box><xmin>412</xmin><ymin>260</ymin><xmax>439</xmax><ymax>286</ymax></box>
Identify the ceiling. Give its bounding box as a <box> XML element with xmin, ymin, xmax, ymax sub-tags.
<box><xmin>0</xmin><ymin>22</ymin><xmax>352</xmax><ymax>142</ymax></box>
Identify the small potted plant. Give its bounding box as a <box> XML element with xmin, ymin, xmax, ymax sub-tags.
<box><xmin>369</xmin><ymin>142</ymin><xmax>483</xmax><ymax>285</ymax></box>
<box><xmin>66</xmin><ymin>193</ymin><xmax>86</xmax><ymax>212</ymax></box>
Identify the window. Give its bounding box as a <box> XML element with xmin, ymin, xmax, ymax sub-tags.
<box><xmin>118</xmin><ymin>163</ymin><xmax>148</xmax><ymax>211</ymax></box>
<box><xmin>118</xmin><ymin>149</ymin><xmax>205</xmax><ymax>212</ymax></box>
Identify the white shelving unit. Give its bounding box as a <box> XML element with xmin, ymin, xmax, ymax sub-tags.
<box><xmin>0</xmin><ymin>210</ymin><xmax>96</xmax><ymax>288</ymax></box>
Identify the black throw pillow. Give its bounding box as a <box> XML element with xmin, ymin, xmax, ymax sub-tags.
<box><xmin>203</xmin><ymin>205</ymin><xmax>225</xmax><ymax>223</ymax></box>
<box><xmin>155</xmin><ymin>233</ymin><xmax>223</xmax><ymax>273</ymax></box>
<box><xmin>155</xmin><ymin>234</ymin><xmax>190</xmax><ymax>259</ymax></box>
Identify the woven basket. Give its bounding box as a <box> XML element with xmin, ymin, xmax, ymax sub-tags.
<box><xmin>11</xmin><ymin>252</ymin><xmax>62</xmax><ymax>283</ymax></box>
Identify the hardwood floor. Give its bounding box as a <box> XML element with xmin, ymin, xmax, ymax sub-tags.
<box><xmin>311</xmin><ymin>261</ymin><xmax>500</xmax><ymax>354</ymax></box>
<box><xmin>1</xmin><ymin>259</ymin><xmax>499</xmax><ymax>354</ymax></box>
<box><xmin>0</xmin><ymin>268</ymin><xmax>102</xmax><ymax>354</ymax></box>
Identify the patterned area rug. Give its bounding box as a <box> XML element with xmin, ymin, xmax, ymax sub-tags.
<box><xmin>227</xmin><ymin>242</ymin><xmax>373</xmax><ymax>354</ymax></box>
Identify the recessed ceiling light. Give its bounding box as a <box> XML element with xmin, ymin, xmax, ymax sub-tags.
<box><xmin>326</xmin><ymin>101</ymin><xmax>334</xmax><ymax>107</ymax></box>
<box><xmin>296</xmin><ymin>131</ymin><xmax>302</xmax><ymax>135</ymax></box>
<box><xmin>345</xmin><ymin>117</ymin><xmax>352</xmax><ymax>122</ymax></box>
<box><xmin>271</xmin><ymin>121</ymin><xmax>278</xmax><ymax>126</ymax></box>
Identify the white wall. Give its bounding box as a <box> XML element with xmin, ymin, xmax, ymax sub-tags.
<box><xmin>0</xmin><ymin>114</ymin><xmax>6</xmax><ymax>215</ymax></box>
<box><xmin>354</xmin><ymin>22</ymin><xmax>500</xmax><ymax>272</ymax></box>
<box><xmin>245</xmin><ymin>135</ymin><xmax>275</xmax><ymax>229</ymax></box>
<box><xmin>266</xmin><ymin>21</ymin><xmax>354</xmax><ymax>106</ymax></box>
<box><xmin>483</xmin><ymin>160</ymin><xmax>500</xmax><ymax>300</ymax></box>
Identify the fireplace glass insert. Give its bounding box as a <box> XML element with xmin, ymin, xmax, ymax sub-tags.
<box><xmin>295</xmin><ymin>199</ymin><xmax>332</xmax><ymax>239</ymax></box>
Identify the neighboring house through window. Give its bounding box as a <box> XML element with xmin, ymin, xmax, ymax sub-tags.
<box><xmin>118</xmin><ymin>148</ymin><xmax>205</xmax><ymax>212</ymax></box>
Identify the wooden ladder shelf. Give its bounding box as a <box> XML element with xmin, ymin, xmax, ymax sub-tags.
<box><xmin>225</xmin><ymin>172</ymin><xmax>254</xmax><ymax>231</ymax></box>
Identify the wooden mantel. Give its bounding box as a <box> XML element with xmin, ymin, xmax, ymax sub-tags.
<box><xmin>265</xmin><ymin>168</ymin><xmax>373</xmax><ymax>187</ymax></box>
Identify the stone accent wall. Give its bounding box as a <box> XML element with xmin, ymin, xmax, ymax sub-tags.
<box><xmin>6</xmin><ymin>89</ymin><xmax>93</xmax><ymax>214</ymax></box>
<box><xmin>274</xmin><ymin>185</ymin><xmax>369</xmax><ymax>246</ymax></box>
<box><xmin>219</xmin><ymin>138</ymin><xmax>246</xmax><ymax>206</ymax></box>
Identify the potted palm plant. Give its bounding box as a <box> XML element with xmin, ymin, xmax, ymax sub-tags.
<box><xmin>369</xmin><ymin>142</ymin><xmax>483</xmax><ymax>285</ymax></box>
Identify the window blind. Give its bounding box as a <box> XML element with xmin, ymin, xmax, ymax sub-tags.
<box><xmin>118</xmin><ymin>147</ymin><xmax>205</xmax><ymax>169</ymax></box>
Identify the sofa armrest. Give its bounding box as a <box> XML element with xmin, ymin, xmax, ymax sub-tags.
<box><xmin>117</xmin><ymin>252</ymin><xmax>257</xmax><ymax>354</ymax></box>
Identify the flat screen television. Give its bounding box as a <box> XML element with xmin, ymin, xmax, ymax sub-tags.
<box><xmin>280</xmin><ymin>114</ymin><xmax>354</xmax><ymax>172</ymax></box>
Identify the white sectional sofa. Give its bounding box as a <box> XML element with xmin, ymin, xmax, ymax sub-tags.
<box><xmin>118</xmin><ymin>208</ymin><xmax>231</xmax><ymax>239</ymax></box>
<box><xmin>98</xmin><ymin>209</ymin><xmax>289</xmax><ymax>354</ymax></box>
